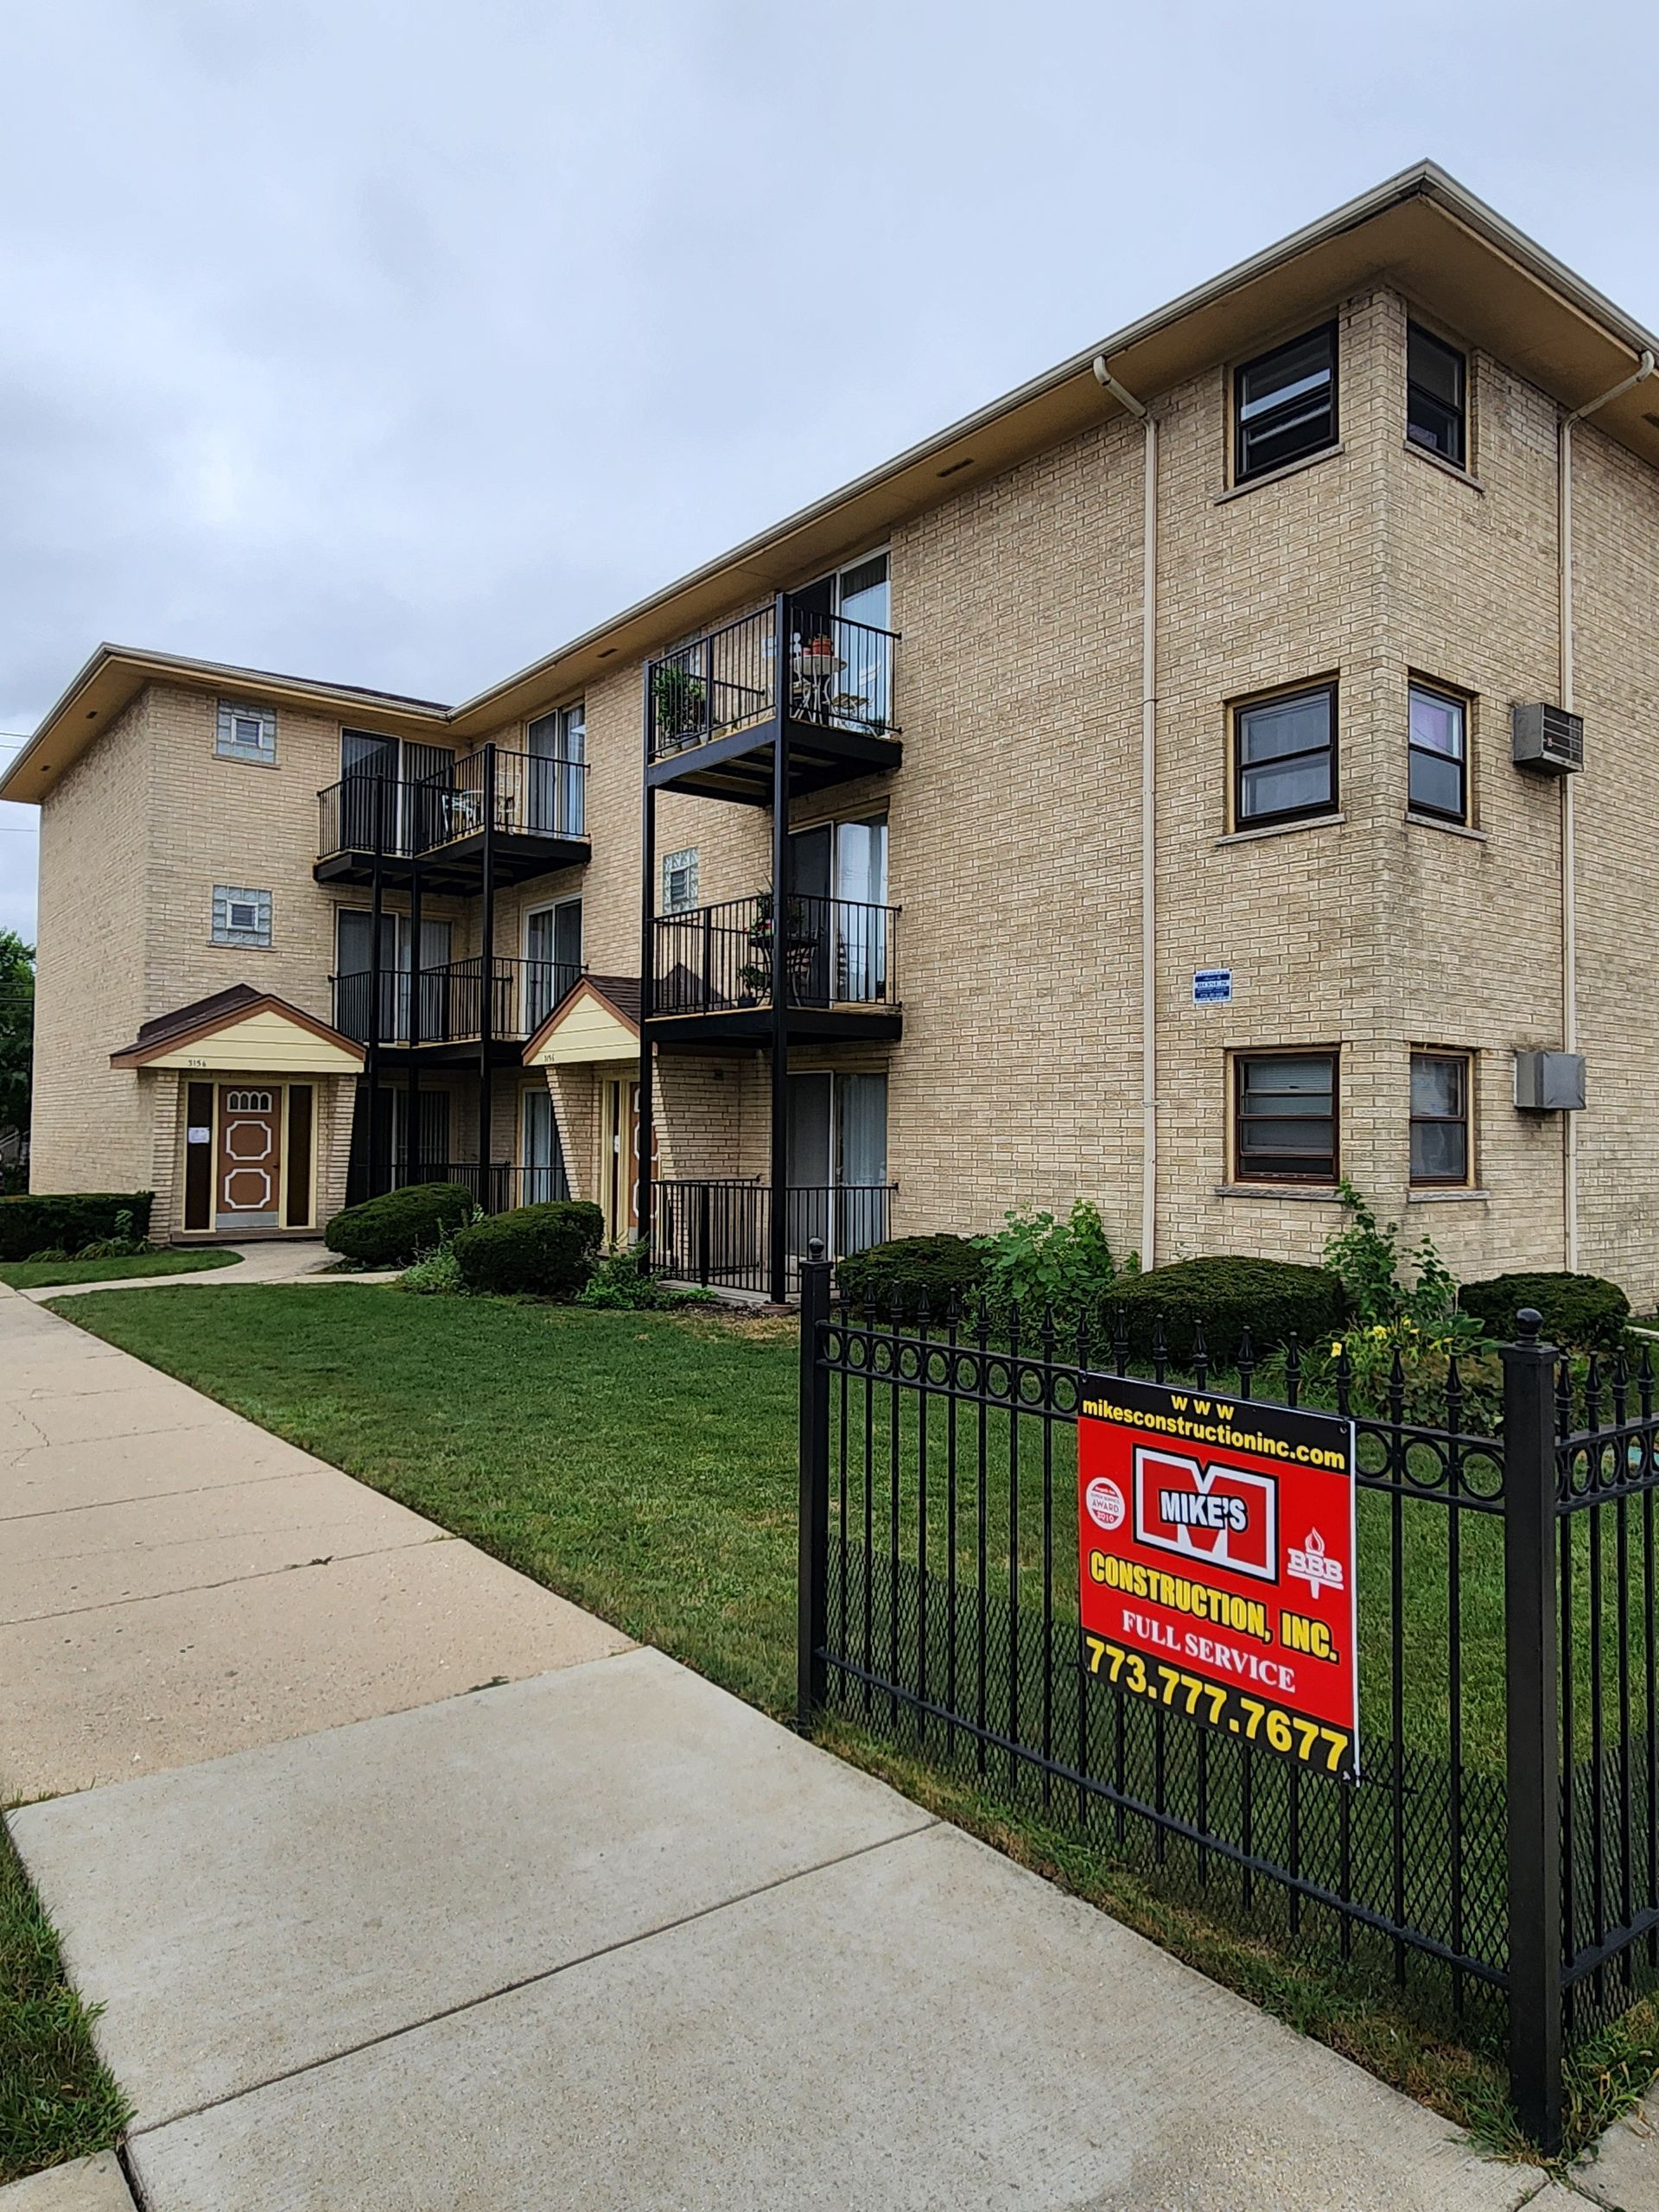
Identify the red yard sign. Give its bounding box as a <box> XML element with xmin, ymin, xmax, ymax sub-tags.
<box><xmin>1077</xmin><ymin>1372</ymin><xmax>1359</xmax><ymax>1780</ymax></box>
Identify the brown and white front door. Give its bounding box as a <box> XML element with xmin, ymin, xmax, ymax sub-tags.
<box><xmin>216</xmin><ymin>1087</ymin><xmax>283</xmax><ymax>1231</ymax></box>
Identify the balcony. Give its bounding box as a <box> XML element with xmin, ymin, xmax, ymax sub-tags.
<box><xmin>649</xmin><ymin>893</ymin><xmax>900</xmax><ymax>1045</ymax></box>
<box><xmin>332</xmin><ymin>957</ymin><xmax>582</xmax><ymax>1056</ymax></box>
<box><xmin>651</xmin><ymin>1178</ymin><xmax>895</xmax><ymax>1294</ymax></box>
<box><xmin>645</xmin><ymin>598</ymin><xmax>902</xmax><ymax>803</ymax></box>
<box><xmin>315</xmin><ymin>745</ymin><xmax>588</xmax><ymax>888</ymax></box>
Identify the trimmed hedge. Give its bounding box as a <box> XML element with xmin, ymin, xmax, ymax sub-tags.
<box><xmin>0</xmin><ymin>1192</ymin><xmax>153</xmax><ymax>1262</ymax></box>
<box><xmin>836</xmin><ymin>1234</ymin><xmax>987</xmax><ymax>1317</ymax></box>
<box><xmin>1112</xmin><ymin>1256</ymin><xmax>1347</xmax><ymax>1365</ymax></box>
<box><xmin>1459</xmin><ymin>1271</ymin><xmax>1630</xmax><ymax>1354</ymax></box>
<box><xmin>452</xmin><ymin>1200</ymin><xmax>604</xmax><ymax>1298</ymax></box>
<box><xmin>325</xmin><ymin>1183</ymin><xmax>475</xmax><ymax>1268</ymax></box>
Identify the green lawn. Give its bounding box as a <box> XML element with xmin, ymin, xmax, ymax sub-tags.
<box><xmin>0</xmin><ymin>1249</ymin><xmax>241</xmax><ymax>1291</ymax></box>
<box><xmin>0</xmin><ymin>1821</ymin><xmax>130</xmax><ymax>2184</ymax></box>
<box><xmin>46</xmin><ymin>1283</ymin><xmax>1655</xmax><ymax>2159</ymax></box>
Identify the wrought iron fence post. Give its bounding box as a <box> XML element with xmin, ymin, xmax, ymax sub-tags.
<box><xmin>1501</xmin><ymin>1306</ymin><xmax>1564</xmax><ymax>2151</ymax></box>
<box><xmin>797</xmin><ymin>1238</ymin><xmax>832</xmax><ymax>1732</ymax></box>
<box><xmin>696</xmin><ymin>1181</ymin><xmax>712</xmax><ymax>1291</ymax></box>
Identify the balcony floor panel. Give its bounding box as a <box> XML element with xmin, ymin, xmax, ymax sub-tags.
<box><xmin>647</xmin><ymin>715</ymin><xmax>900</xmax><ymax>803</ymax></box>
<box><xmin>314</xmin><ymin>833</ymin><xmax>588</xmax><ymax>892</ymax></box>
<box><xmin>647</xmin><ymin>1007</ymin><xmax>901</xmax><ymax>1048</ymax></box>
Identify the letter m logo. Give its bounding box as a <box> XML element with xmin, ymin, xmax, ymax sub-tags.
<box><xmin>1132</xmin><ymin>1446</ymin><xmax>1279</xmax><ymax>1581</ymax></box>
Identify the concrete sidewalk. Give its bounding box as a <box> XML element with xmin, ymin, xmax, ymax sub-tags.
<box><xmin>16</xmin><ymin>1238</ymin><xmax>402</xmax><ymax>1303</ymax></box>
<box><xmin>0</xmin><ymin>1288</ymin><xmax>1616</xmax><ymax>2209</ymax></box>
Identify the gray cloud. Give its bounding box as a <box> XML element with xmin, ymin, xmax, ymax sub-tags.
<box><xmin>3</xmin><ymin>0</ymin><xmax>1656</xmax><ymax>944</ymax></box>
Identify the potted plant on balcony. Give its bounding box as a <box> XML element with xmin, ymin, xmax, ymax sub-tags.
<box><xmin>652</xmin><ymin>663</ymin><xmax>706</xmax><ymax>749</ymax></box>
<box><xmin>738</xmin><ymin>891</ymin><xmax>822</xmax><ymax>1004</ymax></box>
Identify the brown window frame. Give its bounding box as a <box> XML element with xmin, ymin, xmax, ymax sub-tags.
<box><xmin>1409</xmin><ymin>1050</ymin><xmax>1473</xmax><ymax>1187</ymax></box>
<box><xmin>1232</xmin><ymin>682</ymin><xmax>1338</xmax><ymax>830</ymax></box>
<box><xmin>1232</xmin><ymin>1050</ymin><xmax>1340</xmax><ymax>1185</ymax></box>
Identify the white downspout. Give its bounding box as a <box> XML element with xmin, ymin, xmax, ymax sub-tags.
<box><xmin>1557</xmin><ymin>349</ymin><xmax>1655</xmax><ymax>1272</ymax></box>
<box><xmin>1095</xmin><ymin>356</ymin><xmax>1158</xmax><ymax>1268</ymax></box>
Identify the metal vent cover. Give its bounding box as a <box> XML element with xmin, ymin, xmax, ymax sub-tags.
<box><xmin>1512</xmin><ymin>702</ymin><xmax>1585</xmax><ymax>774</ymax></box>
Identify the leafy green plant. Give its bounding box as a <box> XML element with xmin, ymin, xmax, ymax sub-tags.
<box><xmin>973</xmin><ymin>1200</ymin><xmax>1116</xmax><ymax>1328</ymax></box>
<box><xmin>1114</xmin><ymin>1255</ymin><xmax>1346</xmax><ymax>1365</ymax></box>
<box><xmin>73</xmin><ymin>1207</ymin><xmax>151</xmax><ymax>1262</ymax></box>
<box><xmin>1460</xmin><ymin>1270</ymin><xmax>1630</xmax><ymax>1354</ymax></box>
<box><xmin>836</xmin><ymin>1234</ymin><xmax>986</xmax><ymax>1318</ymax></box>
<box><xmin>0</xmin><ymin>1192</ymin><xmax>154</xmax><ymax>1262</ymax></box>
<box><xmin>578</xmin><ymin>1242</ymin><xmax>715</xmax><ymax>1310</ymax></box>
<box><xmin>452</xmin><ymin>1199</ymin><xmax>605</xmax><ymax>1297</ymax></box>
<box><xmin>652</xmin><ymin>663</ymin><xmax>706</xmax><ymax>743</ymax></box>
<box><xmin>326</xmin><ymin>1183</ymin><xmax>475</xmax><ymax>1268</ymax></box>
<box><xmin>401</xmin><ymin>1237</ymin><xmax>466</xmax><ymax>1295</ymax></box>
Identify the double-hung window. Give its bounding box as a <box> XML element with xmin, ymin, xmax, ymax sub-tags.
<box><xmin>1408</xmin><ymin>683</ymin><xmax>1467</xmax><ymax>822</ymax></box>
<box><xmin>1235</xmin><ymin>684</ymin><xmax>1336</xmax><ymax>828</ymax></box>
<box><xmin>216</xmin><ymin>700</ymin><xmax>276</xmax><ymax>764</ymax></box>
<box><xmin>1407</xmin><ymin>323</ymin><xmax>1466</xmax><ymax>467</ymax></box>
<box><xmin>1410</xmin><ymin>1052</ymin><xmax>1471</xmax><ymax>1185</ymax></box>
<box><xmin>1234</xmin><ymin>323</ymin><xmax>1337</xmax><ymax>483</ymax></box>
<box><xmin>1234</xmin><ymin>1052</ymin><xmax>1338</xmax><ymax>1185</ymax></box>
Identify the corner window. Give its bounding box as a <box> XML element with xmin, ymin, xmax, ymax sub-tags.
<box><xmin>212</xmin><ymin>886</ymin><xmax>272</xmax><ymax>948</ymax></box>
<box><xmin>1234</xmin><ymin>323</ymin><xmax>1337</xmax><ymax>483</ymax></box>
<box><xmin>1235</xmin><ymin>1052</ymin><xmax>1338</xmax><ymax>1184</ymax></box>
<box><xmin>1407</xmin><ymin>323</ymin><xmax>1466</xmax><ymax>468</ymax></box>
<box><xmin>1235</xmin><ymin>684</ymin><xmax>1336</xmax><ymax>828</ymax></box>
<box><xmin>662</xmin><ymin>847</ymin><xmax>699</xmax><ymax>914</ymax></box>
<box><xmin>1410</xmin><ymin>1052</ymin><xmax>1471</xmax><ymax>1185</ymax></box>
<box><xmin>1408</xmin><ymin>683</ymin><xmax>1467</xmax><ymax>822</ymax></box>
<box><xmin>216</xmin><ymin>700</ymin><xmax>276</xmax><ymax>764</ymax></box>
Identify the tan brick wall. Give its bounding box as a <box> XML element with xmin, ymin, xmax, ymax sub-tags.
<box><xmin>29</xmin><ymin>278</ymin><xmax>1659</xmax><ymax>1300</ymax></box>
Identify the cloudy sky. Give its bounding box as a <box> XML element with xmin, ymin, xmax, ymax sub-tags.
<box><xmin>3</xmin><ymin>0</ymin><xmax>1657</xmax><ymax>941</ymax></box>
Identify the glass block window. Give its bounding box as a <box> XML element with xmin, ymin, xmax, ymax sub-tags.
<box><xmin>212</xmin><ymin>886</ymin><xmax>273</xmax><ymax>947</ymax></box>
<box><xmin>216</xmin><ymin>700</ymin><xmax>276</xmax><ymax>764</ymax></box>
<box><xmin>662</xmin><ymin>847</ymin><xmax>700</xmax><ymax>913</ymax></box>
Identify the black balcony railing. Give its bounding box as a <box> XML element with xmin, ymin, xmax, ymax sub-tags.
<box><xmin>318</xmin><ymin>745</ymin><xmax>586</xmax><ymax>864</ymax></box>
<box><xmin>651</xmin><ymin>1178</ymin><xmax>894</xmax><ymax>1294</ymax></box>
<box><xmin>332</xmin><ymin>958</ymin><xmax>582</xmax><ymax>1046</ymax></box>
<box><xmin>652</xmin><ymin>894</ymin><xmax>898</xmax><ymax>1019</ymax></box>
<box><xmin>646</xmin><ymin>600</ymin><xmax>899</xmax><ymax>761</ymax></box>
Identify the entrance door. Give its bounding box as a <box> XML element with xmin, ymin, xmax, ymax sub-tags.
<box><xmin>606</xmin><ymin>1079</ymin><xmax>645</xmax><ymax>1242</ymax></box>
<box><xmin>216</xmin><ymin>1088</ymin><xmax>282</xmax><ymax>1231</ymax></box>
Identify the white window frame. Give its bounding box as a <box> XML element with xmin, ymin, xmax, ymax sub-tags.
<box><xmin>212</xmin><ymin>886</ymin><xmax>273</xmax><ymax>948</ymax></box>
<box><xmin>216</xmin><ymin>700</ymin><xmax>277</xmax><ymax>765</ymax></box>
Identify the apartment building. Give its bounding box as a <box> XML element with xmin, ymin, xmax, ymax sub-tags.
<box><xmin>10</xmin><ymin>162</ymin><xmax>1659</xmax><ymax>1300</ymax></box>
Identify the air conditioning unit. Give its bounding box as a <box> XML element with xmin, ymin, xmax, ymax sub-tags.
<box><xmin>1514</xmin><ymin>1051</ymin><xmax>1586</xmax><ymax>1112</ymax></box>
<box><xmin>1512</xmin><ymin>702</ymin><xmax>1584</xmax><ymax>774</ymax></box>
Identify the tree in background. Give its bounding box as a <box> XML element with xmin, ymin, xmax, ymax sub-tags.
<box><xmin>0</xmin><ymin>930</ymin><xmax>35</xmax><ymax>1147</ymax></box>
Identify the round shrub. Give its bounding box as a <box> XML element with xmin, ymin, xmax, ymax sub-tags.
<box><xmin>1459</xmin><ymin>1271</ymin><xmax>1630</xmax><ymax>1353</ymax></box>
<box><xmin>836</xmin><ymin>1233</ymin><xmax>987</xmax><ymax>1317</ymax></box>
<box><xmin>451</xmin><ymin>1200</ymin><xmax>604</xmax><ymax>1298</ymax></box>
<box><xmin>1112</xmin><ymin>1256</ymin><xmax>1347</xmax><ymax>1366</ymax></box>
<box><xmin>325</xmin><ymin>1183</ymin><xmax>475</xmax><ymax>1268</ymax></box>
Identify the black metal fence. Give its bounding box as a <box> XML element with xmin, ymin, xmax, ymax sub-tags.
<box><xmin>652</xmin><ymin>1179</ymin><xmax>893</xmax><ymax>1293</ymax></box>
<box><xmin>646</xmin><ymin>598</ymin><xmax>899</xmax><ymax>760</ymax></box>
<box><xmin>652</xmin><ymin>894</ymin><xmax>899</xmax><ymax>1017</ymax></box>
<box><xmin>795</xmin><ymin>1260</ymin><xmax>1659</xmax><ymax>2149</ymax></box>
<box><xmin>317</xmin><ymin>743</ymin><xmax>586</xmax><ymax>863</ymax></box>
<box><xmin>332</xmin><ymin>957</ymin><xmax>581</xmax><ymax>1046</ymax></box>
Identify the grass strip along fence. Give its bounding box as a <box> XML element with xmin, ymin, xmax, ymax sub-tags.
<box><xmin>794</xmin><ymin>1253</ymin><xmax>1659</xmax><ymax>2152</ymax></box>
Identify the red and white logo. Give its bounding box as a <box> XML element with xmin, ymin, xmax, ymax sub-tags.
<box><xmin>1084</xmin><ymin>1477</ymin><xmax>1127</xmax><ymax>1532</ymax></box>
<box><xmin>1132</xmin><ymin>1447</ymin><xmax>1280</xmax><ymax>1583</ymax></box>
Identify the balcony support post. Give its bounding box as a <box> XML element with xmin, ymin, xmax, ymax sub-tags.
<box><xmin>366</xmin><ymin>791</ymin><xmax>386</xmax><ymax>1197</ymax></box>
<box><xmin>637</xmin><ymin>694</ymin><xmax>657</xmax><ymax>1256</ymax></box>
<box><xmin>477</xmin><ymin>744</ymin><xmax>497</xmax><ymax>1206</ymax></box>
<box><xmin>767</xmin><ymin>721</ymin><xmax>790</xmax><ymax>1305</ymax></box>
<box><xmin>405</xmin><ymin>861</ymin><xmax>423</xmax><ymax>1185</ymax></box>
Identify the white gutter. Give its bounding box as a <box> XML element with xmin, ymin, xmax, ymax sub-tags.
<box><xmin>1557</xmin><ymin>348</ymin><xmax>1655</xmax><ymax>1271</ymax></box>
<box><xmin>1095</xmin><ymin>358</ymin><xmax>1159</xmax><ymax>1268</ymax></box>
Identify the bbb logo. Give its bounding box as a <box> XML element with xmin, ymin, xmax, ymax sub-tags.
<box><xmin>1133</xmin><ymin>1447</ymin><xmax>1279</xmax><ymax>1583</ymax></box>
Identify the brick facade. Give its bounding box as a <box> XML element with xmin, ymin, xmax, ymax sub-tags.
<box><xmin>19</xmin><ymin>238</ymin><xmax>1659</xmax><ymax>1295</ymax></box>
